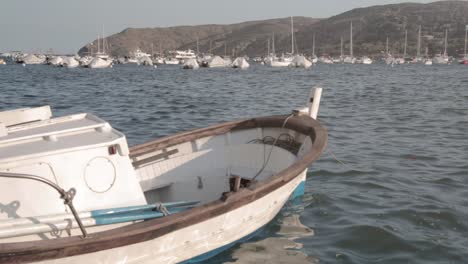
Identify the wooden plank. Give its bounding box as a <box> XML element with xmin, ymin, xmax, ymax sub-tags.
<box><xmin>132</xmin><ymin>149</ymin><xmax>178</xmax><ymax>168</ymax></box>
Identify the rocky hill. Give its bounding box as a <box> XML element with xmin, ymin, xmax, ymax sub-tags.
<box><xmin>78</xmin><ymin>1</ymin><xmax>468</xmax><ymax>57</ymax></box>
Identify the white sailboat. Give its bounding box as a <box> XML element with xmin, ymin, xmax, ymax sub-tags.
<box><xmin>343</xmin><ymin>22</ymin><xmax>356</xmax><ymax>64</ymax></box>
<box><xmin>459</xmin><ymin>25</ymin><xmax>468</xmax><ymax>65</ymax></box>
<box><xmin>432</xmin><ymin>28</ymin><xmax>449</xmax><ymax>65</ymax></box>
<box><xmin>89</xmin><ymin>30</ymin><xmax>113</xmax><ymax>69</ymax></box>
<box><xmin>413</xmin><ymin>25</ymin><xmax>424</xmax><ymax>63</ymax></box>
<box><xmin>268</xmin><ymin>17</ymin><xmax>296</xmax><ymax>67</ymax></box>
<box><xmin>311</xmin><ymin>33</ymin><xmax>318</xmax><ymax>63</ymax></box>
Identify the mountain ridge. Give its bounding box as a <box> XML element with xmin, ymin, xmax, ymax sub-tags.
<box><xmin>78</xmin><ymin>1</ymin><xmax>468</xmax><ymax>57</ymax></box>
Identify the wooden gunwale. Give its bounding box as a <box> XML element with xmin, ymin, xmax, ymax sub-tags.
<box><xmin>0</xmin><ymin>115</ymin><xmax>327</xmax><ymax>263</ymax></box>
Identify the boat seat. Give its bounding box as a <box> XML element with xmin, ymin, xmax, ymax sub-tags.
<box><xmin>0</xmin><ymin>106</ymin><xmax>52</xmax><ymax>128</ymax></box>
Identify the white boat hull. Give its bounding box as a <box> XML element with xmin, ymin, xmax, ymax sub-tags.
<box><xmin>36</xmin><ymin>173</ymin><xmax>305</xmax><ymax>264</ymax></box>
<box><xmin>268</xmin><ymin>61</ymin><xmax>291</xmax><ymax>67</ymax></box>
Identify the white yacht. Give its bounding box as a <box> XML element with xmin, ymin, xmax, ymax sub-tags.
<box><xmin>290</xmin><ymin>55</ymin><xmax>312</xmax><ymax>68</ymax></box>
<box><xmin>231</xmin><ymin>57</ymin><xmax>250</xmax><ymax>69</ymax></box>
<box><xmin>182</xmin><ymin>58</ymin><xmax>199</xmax><ymax>69</ymax></box>
<box><xmin>88</xmin><ymin>57</ymin><xmax>113</xmax><ymax>69</ymax></box>
<box><xmin>62</xmin><ymin>57</ymin><xmax>79</xmax><ymax>68</ymax></box>
<box><xmin>174</xmin><ymin>50</ymin><xmax>196</xmax><ymax>60</ymax></box>
<box><xmin>318</xmin><ymin>56</ymin><xmax>333</xmax><ymax>64</ymax></box>
<box><xmin>361</xmin><ymin>56</ymin><xmax>373</xmax><ymax>64</ymax></box>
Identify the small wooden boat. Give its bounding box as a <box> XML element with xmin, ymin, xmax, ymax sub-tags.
<box><xmin>0</xmin><ymin>88</ymin><xmax>327</xmax><ymax>263</ymax></box>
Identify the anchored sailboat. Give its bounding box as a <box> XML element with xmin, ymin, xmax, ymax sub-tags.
<box><xmin>343</xmin><ymin>22</ymin><xmax>356</xmax><ymax>64</ymax></box>
<box><xmin>459</xmin><ymin>25</ymin><xmax>468</xmax><ymax>64</ymax></box>
<box><xmin>433</xmin><ymin>28</ymin><xmax>449</xmax><ymax>64</ymax></box>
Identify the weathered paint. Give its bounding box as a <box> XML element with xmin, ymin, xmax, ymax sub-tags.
<box><xmin>182</xmin><ymin>226</ymin><xmax>265</xmax><ymax>263</ymax></box>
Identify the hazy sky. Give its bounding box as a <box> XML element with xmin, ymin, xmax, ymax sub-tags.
<box><xmin>0</xmin><ymin>0</ymin><xmax>437</xmax><ymax>53</ymax></box>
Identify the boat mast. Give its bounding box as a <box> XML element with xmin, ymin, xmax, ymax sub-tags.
<box><xmin>272</xmin><ymin>33</ymin><xmax>276</xmax><ymax>55</ymax></box>
<box><xmin>417</xmin><ymin>25</ymin><xmax>421</xmax><ymax>58</ymax></box>
<box><xmin>444</xmin><ymin>28</ymin><xmax>448</xmax><ymax>56</ymax></box>
<box><xmin>340</xmin><ymin>36</ymin><xmax>343</xmax><ymax>58</ymax></box>
<box><xmin>196</xmin><ymin>37</ymin><xmax>199</xmax><ymax>55</ymax></box>
<box><xmin>350</xmin><ymin>22</ymin><xmax>353</xmax><ymax>57</ymax></box>
<box><xmin>97</xmin><ymin>34</ymin><xmax>100</xmax><ymax>54</ymax></box>
<box><xmin>386</xmin><ymin>36</ymin><xmax>389</xmax><ymax>55</ymax></box>
<box><xmin>465</xmin><ymin>25</ymin><xmax>467</xmax><ymax>57</ymax></box>
<box><xmin>267</xmin><ymin>38</ymin><xmax>270</xmax><ymax>56</ymax></box>
<box><xmin>404</xmin><ymin>29</ymin><xmax>407</xmax><ymax>57</ymax></box>
<box><xmin>102</xmin><ymin>25</ymin><xmax>106</xmax><ymax>54</ymax></box>
<box><xmin>291</xmin><ymin>16</ymin><xmax>294</xmax><ymax>54</ymax></box>
<box><xmin>312</xmin><ymin>33</ymin><xmax>315</xmax><ymax>56</ymax></box>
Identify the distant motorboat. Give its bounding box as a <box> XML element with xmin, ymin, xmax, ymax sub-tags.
<box><xmin>310</xmin><ymin>55</ymin><xmax>318</xmax><ymax>64</ymax></box>
<box><xmin>0</xmin><ymin>59</ymin><xmax>5</xmax><ymax>65</ymax></box>
<box><xmin>267</xmin><ymin>54</ymin><xmax>293</xmax><ymax>67</ymax></box>
<box><xmin>88</xmin><ymin>57</ymin><xmax>112</xmax><ymax>69</ymax></box>
<box><xmin>47</xmin><ymin>56</ymin><xmax>64</xmax><ymax>66</ymax></box>
<box><xmin>18</xmin><ymin>54</ymin><xmax>45</xmax><ymax>65</ymax></box>
<box><xmin>182</xmin><ymin>58</ymin><xmax>199</xmax><ymax>69</ymax></box>
<box><xmin>290</xmin><ymin>55</ymin><xmax>312</xmax><ymax>68</ymax></box>
<box><xmin>432</xmin><ymin>54</ymin><xmax>449</xmax><ymax>65</ymax></box>
<box><xmin>154</xmin><ymin>57</ymin><xmax>165</xmax><ymax>65</ymax></box>
<box><xmin>174</xmin><ymin>50</ymin><xmax>196</xmax><ymax>60</ymax></box>
<box><xmin>61</xmin><ymin>57</ymin><xmax>79</xmax><ymax>68</ymax></box>
<box><xmin>343</xmin><ymin>56</ymin><xmax>356</xmax><ymax>64</ymax></box>
<box><xmin>138</xmin><ymin>56</ymin><xmax>153</xmax><ymax>66</ymax></box>
<box><xmin>362</xmin><ymin>57</ymin><xmax>373</xmax><ymax>65</ymax></box>
<box><xmin>332</xmin><ymin>57</ymin><xmax>342</xmax><ymax>64</ymax></box>
<box><xmin>164</xmin><ymin>58</ymin><xmax>180</xmax><ymax>65</ymax></box>
<box><xmin>318</xmin><ymin>56</ymin><xmax>333</xmax><ymax>64</ymax></box>
<box><xmin>79</xmin><ymin>56</ymin><xmax>93</xmax><ymax>67</ymax></box>
<box><xmin>207</xmin><ymin>56</ymin><xmax>228</xmax><ymax>68</ymax></box>
<box><xmin>424</xmin><ymin>59</ymin><xmax>433</xmax><ymax>65</ymax></box>
<box><xmin>393</xmin><ymin>58</ymin><xmax>405</xmax><ymax>65</ymax></box>
<box><xmin>17</xmin><ymin>54</ymin><xmax>46</xmax><ymax>65</ymax></box>
<box><xmin>134</xmin><ymin>49</ymin><xmax>151</xmax><ymax>59</ymax></box>
<box><xmin>231</xmin><ymin>57</ymin><xmax>250</xmax><ymax>69</ymax></box>
<box><xmin>269</xmin><ymin>60</ymin><xmax>291</xmax><ymax>67</ymax></box>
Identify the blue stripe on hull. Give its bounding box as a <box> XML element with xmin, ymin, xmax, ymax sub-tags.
<box><xmin>290</xmin><ymin>180</ymin><xmax>306</xmax><ymax>200</ymax></box>
<box><xmin>181</xmin><ymin>180</ymin><xmax>306</xmax><ymax>263</ymax></box>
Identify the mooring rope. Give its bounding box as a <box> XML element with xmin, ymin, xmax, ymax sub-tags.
<box><xmin>252</xmin><ymin>113</ymin><xmax>295</xmax><ymax>181</ymax></box>
<box><xmin>326</xmin><ymin>148</ymin><xmax>357</xmax><ymax>171</ymax></box>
